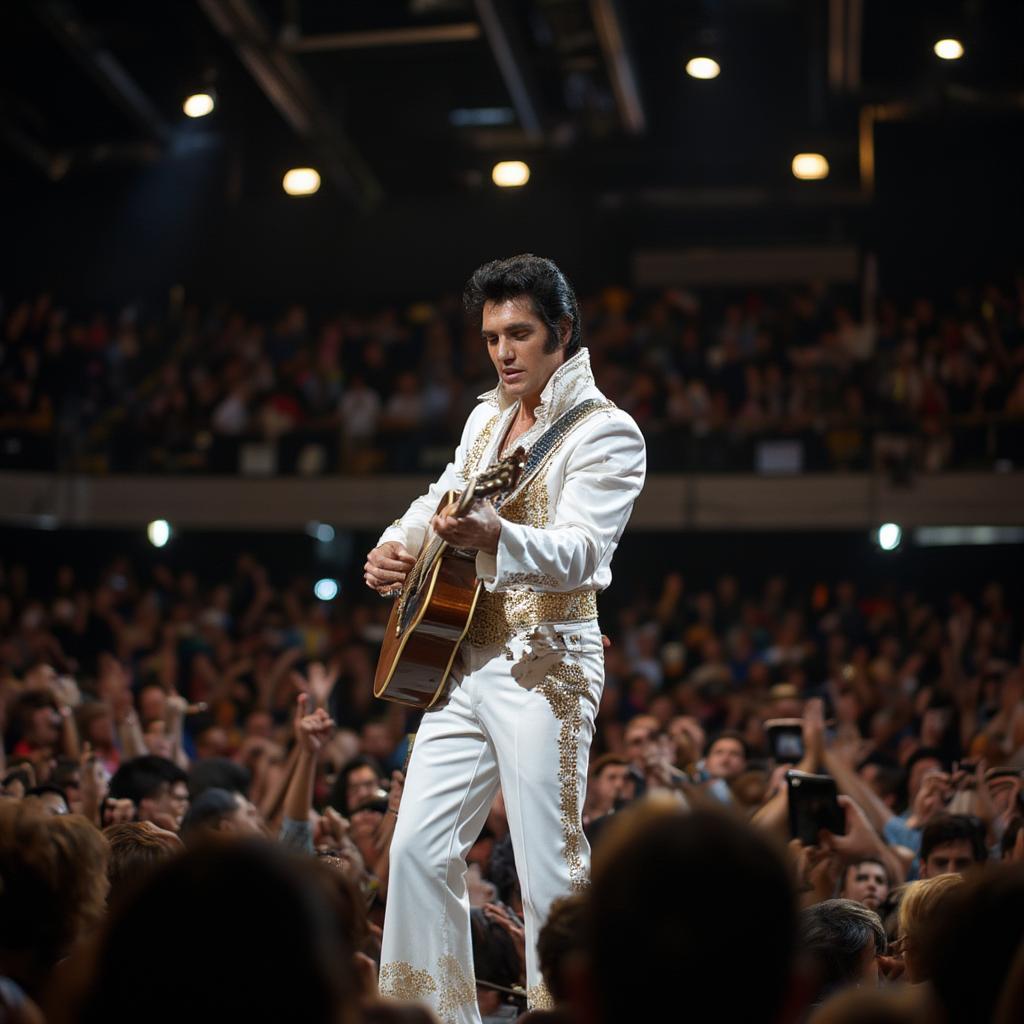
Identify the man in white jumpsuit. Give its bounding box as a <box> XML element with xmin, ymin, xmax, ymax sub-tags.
<box><xmin>364</xmin><ymin>254</ymin><xmax>646</xmax><ymax>1023</ymax></box>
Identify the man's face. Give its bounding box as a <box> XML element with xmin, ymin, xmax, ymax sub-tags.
<box><xmin>706</xmin><ymin>739</ymin><xmax>747</xmax><ymax>781</ymax></box>
<box><xmin>921</xmin><ymin>838</ymin><xmax>976</xmax><ymax>878</ymax></box>
<box><xmin>482</xmin><ymin>297</ymin><xmax>566</xmax><ymax>404</ymax></box>
<box><xmin>624</xmin><ymin>722</ymin><xmax>656</xmax><ymax>769</ymax></box>
<box><xmin>143</xmin><ymin>781</ymin><xmax>190</xmax><ymax>829</ymax></box>
<box><xmin>591</xmin><ymin>764</ymin><xmax>628</xmax><ymax>811</ymax></box>
<box><xmin>29</xmin><ymin>706</ymin><xmax>61</xmax><ymax>747</ymax></box>
<box><xmin>842</xmin><ymin>861</ymin><xmax>889</xmax><ymax>910</ymax></box>
<box><xmin>346</xmin><ymin>766</ymin><xmax>381</xmax><ymax>812</ymax></box>
<box><xmin>227</xmin><ymin>794</ymin><xmax>266</xmax><ymax>837</ymax></box>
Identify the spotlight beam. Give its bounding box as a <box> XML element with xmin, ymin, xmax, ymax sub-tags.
<box><xmin>589</xmin><ymin>0</ymin><xmax>646</xmax><ymax>134</ymax></box>
<box><xmin>198</xmin><ymin>0</ymin><xmax>381</xmax><ymax>211</ymax></box>
<box><xmin>34</xmin><ymin>0</ymin><xmax>170</xmax><ymax>144</ymax></box>
<box><xmin>473</xmin><ymin>0</ymin><xmax>544</xmax><ymax>143</ymax></box>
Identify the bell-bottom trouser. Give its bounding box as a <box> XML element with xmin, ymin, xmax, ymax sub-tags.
<box><xmin>378</xmin><ymin>621</ymin><xmax>604</xmax><ymax>1024</ymax></box>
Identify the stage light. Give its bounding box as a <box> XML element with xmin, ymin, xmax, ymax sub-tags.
<box><xmin>876</xmin><ymin>523</ymin><xmax>902</xmax><ymax>552</ymax></box>
<box><xmin>686</xmin><ymin>57</ymin><xmax>720</xmax><ymax>80</ymax></box>
<box><xmin>792</xmin><ymin>153</ymin><xmax>829</xmax><ymax>180</ymax></box>
<box><xmin>305</xmin><ymin>521</ymin><xmax>335</xmax><ymax>543</ymax></box>
<box><xmin>934</xmin><ymin>38</ymin><xmax>964</xmax><ymax>60</ymax></box>
<box><xmin>283</xmin><ymin>168</ymin><xmax>321</xmax><ymax>196</ymax></box>
<box><xmin>491</xmin><ymin>161</ymin><xmax>530</xmax><ymax>188</ymax></box>
<box><xmin>147</xmin><ymin>520</ymin><xmax>171</xmax><ymax>548</ymax></box>
<box><xmin>314</xmin><ymin>578</ymin><xmax>339</xmax><ymax>601</ymax></box>
<box><xmin>183</xmin><ymin>93</ymin><xmax>215</xmax><ymax>118</ymax></box>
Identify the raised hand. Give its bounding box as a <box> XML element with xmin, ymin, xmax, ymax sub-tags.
<box><xmin>291</xmin><ymin>661</ymin><xmax>340</xmax><ymax>711</ymax></box>
<box><xmin>294</xmin><ymin>693</ymin><xmax>335</xmax><ymax>755</ymax></box>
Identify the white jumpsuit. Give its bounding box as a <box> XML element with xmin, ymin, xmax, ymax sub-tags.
<box><xmin>376</xmin><ymin>348</ymin><xmax>646</xmax><ymax>1023</ymax></box>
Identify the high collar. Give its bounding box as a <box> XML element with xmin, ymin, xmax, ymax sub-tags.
<box><xmin>477</xmin><ymin>347</ymin><xmax>594</xmax><ymax>423</ymax></box>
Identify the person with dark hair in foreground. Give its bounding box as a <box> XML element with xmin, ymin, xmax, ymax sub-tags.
<box><xmin>364</xmin><ymin>254</ymin><xmax>646</xmax><ymax>1022</ymax></box>
<box><xmin>577</xmin><ymin>801</ymin><xmax>799</xmax><ymax>1024</ymax></box>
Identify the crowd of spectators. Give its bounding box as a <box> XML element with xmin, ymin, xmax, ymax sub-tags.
<box><xmin>1</xmin><ymin>540</ymin><xmax>1022</xmax><ymax>1022</ymax></box>
<box><xmin>3</xmin><ymin>275</ymin><xmax>1023</xmax><ymax>475</ymax></box>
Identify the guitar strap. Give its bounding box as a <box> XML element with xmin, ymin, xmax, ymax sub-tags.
<box><xmin>492</xmin><ymin>397</ymin><xmax>615</xmax><ymax>512</ymax></box>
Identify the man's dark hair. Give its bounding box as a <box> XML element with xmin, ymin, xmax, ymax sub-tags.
<box><xmin>187</xmin><ymin>757</ymin><xmax>251</xmax><ymax>800</ymax></box>
<box><xmin>109</xmin><ymin>756</ymin><xmax>187</xmax><ymax>805</ymax></box>
<box><xmin>587</xmin><ymin>803</ymin><xmax>796</xmax><ymax>1023</ymax></box>
<box><xmin>77</xmin><ymin>841</ymin><xmax>356</xmax><ymax>1024</ymax></box>
<box><xmin>798</xmin><ymin>898</ymin><xmax>886</xmax><ymax>1002</ymax></box>
<box><xmin>536</xmin><ymin>893</ymin><xmax>587</xmax><ymax>1003</ymax></box>
<box><xmin>180</xmin><ymin>788</ymin><xmax>239</xmax><ymax>842</ymax></box>
<box><xmin>104</xmin><ymin>822</ymin><xmax>178</xmax><ymax>906</ymax></box>
<box><xmin>327</xmin><ymin>755</ymin><xmax>383</xmax><ymax>817</ymax></box>
<box><xmin>920</xmin><ymin>813</ymin><xmax>987</xmax><ymax>865</ymax></box>
<box><xmin>463</xmin><ymin>254</ymin><xmax>582</xmax><ymax>358</ymax></box>
<box><xmin>704</xmin><ymin>729</ymin><xmax>749</xmax><ymax>760</ymax></box>
<box><xmin>904</xmin><ymin>746</ymin><xmax>947</xmax><ymax>778</ymax></box>
<box><xmin>24</xmin><ymin>784</ymin><xmax>69</xmax><ymax>807</ymax></box>
<box><xmin>470</xmin><ymin>907</ymin><xmax>522</xmax><ymax>1002</ymax></box>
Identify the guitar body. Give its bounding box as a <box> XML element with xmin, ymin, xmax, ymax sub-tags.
<box><xmin>373</xmin><ymin>491</ymin><xmax>484</xmax><ymax>709</ymax></box>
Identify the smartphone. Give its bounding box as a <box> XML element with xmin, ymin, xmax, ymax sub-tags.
<box><xmin>787</xmin><ymin>769</ymin><xmax>845</xmax><ymax>845</ymax></box>
<box><xmin>985</xmin><ymin>767</ymin><xmax>1024</xmax><ymax>783</ymax></box>
<box><xmin>765</xmin><ymin>718</ymin><xmax>805</xmax><ymax>764</ymax></box>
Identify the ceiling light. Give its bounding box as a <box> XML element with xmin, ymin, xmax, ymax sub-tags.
<box><xmin>147</xmin><ymin>520</ymin><xmax>171</xmax><ymax>548</ymax></box>
<box><xmin>492</xmin><ymin>161</ymin><xmax>530</xmax><ymax>188</ymax></box>
<box><xmin>686</xmin><ymin>57</ymin><xmax>720</xmax><ymax>80</ymax></box>
<box><xmin>791</xmin><ymin>153</ymin><xmax>829</xmax><ymax>180</ymax></box>
<box><xmin>183</xmin><ymin>93</ymin><xmax>215</xmax><ymax>118</ymax></box>
<box><xmin>876</xmin><ymin>523</ymin><xmax>902</xmax><ymax>552</ymax></box>
<box><xmin>283</xmin><ymin>168</ymin><xmax>321</xmax><ymax>196</ymax></box>
<box><xmin>314</xmin><ymin>578</ymin><xmax>339</xmax><ymax>601</ymax></box>
<box><xmin>933</xmin><ymin>38</ymin><xmax>964</xmax><ymax>60</ymax></box>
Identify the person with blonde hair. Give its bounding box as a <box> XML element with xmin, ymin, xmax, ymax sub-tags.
<box><xmin>895</xmin><ymin>873</ymin><xmax>964</xmax><ymax>983</ymax></box>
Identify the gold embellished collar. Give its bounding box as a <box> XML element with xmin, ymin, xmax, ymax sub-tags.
<box><xmin>477</xmin><ymin>347</ymin><xmax>595</xmax><ymax>423</ymax></box>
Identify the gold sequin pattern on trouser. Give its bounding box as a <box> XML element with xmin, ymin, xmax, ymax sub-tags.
<box><xmin>536</xmin><ymin>659</ymin><xmax>592</xmax><ymax>893</ymax></box>
<box><xmin>379</xmin><ymin>961</ymin><xmax>437</xmax><ymax>1002</ymax></box>
<box><xmin>436</xmin><ymin>954</ymin><xmax>476</xmax><ymax>1022</ymax></box>
<box><xmin>527</xmin><ymin>981</ymin><xmax>555</xmax><ymax>1010</ymax></box>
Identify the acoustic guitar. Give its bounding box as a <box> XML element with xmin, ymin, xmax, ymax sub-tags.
<box><xmin>373</xmin><ymin>449</ymin><xmax>526</xmax><ymax>709</ymax></box>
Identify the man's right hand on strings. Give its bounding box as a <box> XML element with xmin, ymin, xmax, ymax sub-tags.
<box><xmin>364</xmin><ymin>540</ymin><xmax>416</xmax><ymax>594</ymax></box>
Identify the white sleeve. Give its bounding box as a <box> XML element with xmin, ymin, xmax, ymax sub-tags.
<box><xmin>375</xmin><ymin>410</ymin><xmax>481</xmax><ymax>556</ymax></box>
<box><xmin>474</xmin><ymin>413</ymin><xmax>646</xmax><ymax>592</ymax></box>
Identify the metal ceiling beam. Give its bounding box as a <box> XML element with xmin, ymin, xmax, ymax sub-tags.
<box><xmin>473</xmin><ymin>0</ymin><xmax>544</xmax><ymax>143</ymax></box>
<box><xmin>34</xmin><ymin>0</ymin><xmax>170</xmax><ymax>144</ymax></box>
<box><xmin>285</xmin><ymin>22</ymin><xmax>481</xmax><ymax>53</ymax></box>
<box><xmin>589</xmin><ymin>0</ymin><xmax>646</xmax><ymax>134</ymax></box>
<box><xmin>198</xmin><ymin>0</ymin><xmax>381</xmax><ymax>211</ymax></box>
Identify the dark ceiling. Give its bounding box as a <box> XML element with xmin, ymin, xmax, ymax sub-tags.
<box><xmin>3</xmin><ymin>0</ymin><xmax>1022</xmax><ymax>201</ymax></box>
<box><xmin>1</xmin><ymin>0</ymin><xmax>1022</xmax><ymax>303</ymax></box>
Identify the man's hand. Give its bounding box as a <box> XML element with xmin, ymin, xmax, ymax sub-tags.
<box><xmin>432</xmin><ymin>501</ymin><xmax>501</xmax><ymax>555</ymax></box>
<box><xmin>364</xmin><ymin>540</ymin><xmax>416</xmax><ymax>594</ymax></box>
<box><xmin>821</xmin><ymin>794</ymin><xmax>885</xmax><ymax>862</ymax></box>
<box><xmin>294</xmin><ymin>693</ymin><xmax>335</xmax><ymax>756</ymax></box>
<box><xmin>290</xmin><ymin>661</ymin><xmax>340</xmax><ymax>710</ymax></box>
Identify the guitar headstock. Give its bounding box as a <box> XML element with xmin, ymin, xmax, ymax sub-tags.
<box><xmin>472</xmin><ymin>447</ymin><xmax>526</xmax><ymax>498</ymax></box>
<box><xmin>455</xmin><ymin>447</ymin><xmax>526</xmax><ymax>515</ymax></box>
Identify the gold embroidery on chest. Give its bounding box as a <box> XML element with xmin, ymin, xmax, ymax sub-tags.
<box><xmin>460</xmin><ymin>413</ymin><xmax>500</xmax><ymax>479</ymax></box>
